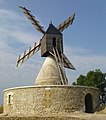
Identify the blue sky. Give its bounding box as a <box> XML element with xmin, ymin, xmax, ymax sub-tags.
<box><xmin>0</xmin><ymin>0</ymin><xmax>106</xmax><ymax>104</ymax></box>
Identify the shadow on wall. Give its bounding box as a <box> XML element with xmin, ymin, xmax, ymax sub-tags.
<box><xmin>0</xmin><ymin>105</ymin><xmax>3</xmax><ymax>114</ymax></box>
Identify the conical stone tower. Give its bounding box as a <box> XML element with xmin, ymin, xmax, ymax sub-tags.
<box><xmin>35</xmin><ymin>55</ymin><xmax>62</xmax><ymax>85</ymax></box>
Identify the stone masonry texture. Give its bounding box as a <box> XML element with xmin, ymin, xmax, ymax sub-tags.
<box><xmin>3</xmin><ymin>85</ymin><xmax>99</xmax><ymax>116</ymax></box>
<box><xmin>0</xmin><ymin>116</ymin><xmax>85</xmax><ymax>120</ymax></box>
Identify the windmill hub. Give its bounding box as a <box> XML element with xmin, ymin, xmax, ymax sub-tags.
<box><xmin>35</xmin><ymin>55</ymin><xmax>62</xmax><ymax>85</ymax></box>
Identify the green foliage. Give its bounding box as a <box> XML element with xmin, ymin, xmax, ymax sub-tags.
<box><xmin>73</xmin><ymin>69</ymin><xmax>106</xmax><ymax>89</ymax></box>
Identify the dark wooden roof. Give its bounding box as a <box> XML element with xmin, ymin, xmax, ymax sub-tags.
<box><xmin>46</xmin><ymin>23</ymin><xmax>62</xmax><ymax>35</ymax></box>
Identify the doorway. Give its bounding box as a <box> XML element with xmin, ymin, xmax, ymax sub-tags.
<box><xmin>53</xmin><ymin>37</ymin><xmax>56</xmax><ymax>48</ymax></box>
<box><xmin>85</xmin><ymin>93</ymin><xmax>93</xmax><ymax>113</ymax></box>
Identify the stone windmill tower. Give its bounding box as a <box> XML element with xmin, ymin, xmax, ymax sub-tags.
<box><xmin>16</xmin><ymin>6</ymin><xmax>75</xmax><ymax>85</ymax></box>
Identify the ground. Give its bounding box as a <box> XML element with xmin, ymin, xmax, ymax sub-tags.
<box><xmin>0</xmin><ymin>112</ymin><xmax>106</xmax><ymax>120</ymax></box>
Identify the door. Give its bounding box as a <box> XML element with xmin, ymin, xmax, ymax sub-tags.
<box><xmin>85</xmin><ymin>93</ymin><xmax>93</xmax><ymax>113</ymax></box>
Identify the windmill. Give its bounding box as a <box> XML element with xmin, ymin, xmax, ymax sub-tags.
<box><xmin>16</xmin><ymin>6</ymin><xmax>76</xmax><ymax>85</ymax></box>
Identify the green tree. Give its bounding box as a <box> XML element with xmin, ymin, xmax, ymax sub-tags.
<box><xmin>72</xmin><ymin>69</ymin><xmax>106</xmax><ymax>90</ymax></box>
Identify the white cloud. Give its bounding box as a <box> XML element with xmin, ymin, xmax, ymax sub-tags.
<box><xmin>0</xmin><ymin>9</ymin><xmax>21</xmax><ymax>20</ymax></box>
<box><xmin>0</xmin><ymin>9</ymin><xmax>40</xmax><ymax>45</ymax></box>
<box><xmin>0</xmin><ymin>40</ymin><xmax>8</xmax><ymax>49</ymax></box>
<box><xmin>64</xmin><ymin>45</ymin><xmax>106</xmax><ymax>84</ymax></box>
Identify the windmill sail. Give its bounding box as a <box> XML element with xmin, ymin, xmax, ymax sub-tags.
<box><xmin>57</xmin><ymin>13</ymin><xmax>75</xmax><ymax>32</ymax></box>
<box><xmin>16</xmin><ymin>42</ymin><xmax>41</xmax><ymax>67</ymax></box>
<box><xmin>61</xmin><ymin>53</ymin><xmax>75</xmax><ymax>70</ymax></box>
<box><xmin>17</xmin><ymin>6</ymin><xmax>76</xmax><ymax>86</ymax></box>
<box><xmin>19</xmin><ymin>6</ymin><xmax>45</xmax><ymax>34</ymax></box>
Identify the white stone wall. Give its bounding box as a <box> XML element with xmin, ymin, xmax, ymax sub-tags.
<box><xmin>3</xmin><ymin>85</ymin><xmax>99</xmax><ymax>116</ymax></box>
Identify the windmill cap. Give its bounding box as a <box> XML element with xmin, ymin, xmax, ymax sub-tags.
<box><xmin>46</xmin><ymin>23</ymin><xmax>62</xmax><ymax>35</ymax></box>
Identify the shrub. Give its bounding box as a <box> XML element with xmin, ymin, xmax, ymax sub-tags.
<box><xmin>0</xmin><ymin>105</ymin><xmax>3</xmax><ymax>114</ymax></box>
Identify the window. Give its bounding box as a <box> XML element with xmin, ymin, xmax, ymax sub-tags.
<box><xmin>7</xmin><ymin>93</ymin><xmax>13</xmax><ymax>105</ymax></box>
<box><xmin>8</xmin><ymin>95</ymin><xmax>11</xmax><ymax>104</ymax></box>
